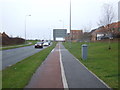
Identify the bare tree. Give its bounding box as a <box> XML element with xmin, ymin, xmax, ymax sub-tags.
<box><xmin>98</xmin><ymin>3</ymin><xmax>114</xmax><ymax>50</ymax></box>
<box><xmin>81</xmin><ymin>22</ymin><xmax>92</xmax><ymax>42</ymax></box>
<box><xmin>98</xmin><ymin>4</ymin><xmax>114</xmax><ymax>26</ymax></box>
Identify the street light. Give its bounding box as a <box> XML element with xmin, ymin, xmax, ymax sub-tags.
<box><xmin>70</xmin><ymin>0</ymin><xmax>71</xmax><ymax>32</ymax></box>
<box><xmin>69</xmin><ymin>0</ymin><xmax>71</xmax><ymax>48</ymax></box>
<box><xmin>25</xmin><ymin>14</ymin><xmax>31</xmax><ymax>44</ymax></box>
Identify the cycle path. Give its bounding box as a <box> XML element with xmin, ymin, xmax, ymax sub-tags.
<box><xmin>26</xmin><ymin>42</ymin><xmax>110</xmax><ymax>89</ymax></box>
<box><xmin>26</xmin><ymin>43</ymin><xmax>63</xmax><ymax>88</ymax></box>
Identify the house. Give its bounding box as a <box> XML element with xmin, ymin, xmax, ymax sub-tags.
<box><xmin>70</xmin><ymin>30</ymin><xmax>83</xmax><ymax>42</ymax></box>
<box><xmin>0</xmin><ymin>33</ymin><xmax>2</xmax><ymax>37</ymax></box>
<box><xmin>91</xmin><ymin>26</ymin><xmax>108</xmax><ymax>41</ymax></box>
<box><xmin>65</xmin><ymin>33</ymin><xmax>70</xmax><ymax>42</ymax></box>
<box><xmin>91</xmin><ymin>21</ymin><xmax>120</xmax><ymax>41</ymax></box>
<box><xmin>105</xmin><ymin>21</ymin><xmax>120</xmax><ymax>38</ymax></box>
<box><xmin>0</xmin><ymin>33</ymin><xmax>2</xmax><ymax>45</ymax></box>
<box><xmin>1</xmin><ymin>32</ymin><xmax>25</xmax><ymax>45</ymax></box>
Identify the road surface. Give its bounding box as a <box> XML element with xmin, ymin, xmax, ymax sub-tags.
<box><xmin>2</xmin><ymin>45</ymin><xmax>47</xmax><ymax>70</ymax></box>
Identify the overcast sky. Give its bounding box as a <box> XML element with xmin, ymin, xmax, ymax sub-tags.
<box><xmin>0</xmin><ymin>0</ymin><xmax>119</xmax><ymax>40</ymax></box>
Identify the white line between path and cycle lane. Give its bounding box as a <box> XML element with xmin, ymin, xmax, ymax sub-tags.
<box><xmin>59</xmin><ymin>43</ymin><xmax>69</xmax><ymax>89</ymax></box>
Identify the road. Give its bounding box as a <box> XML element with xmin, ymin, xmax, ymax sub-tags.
<box><xmin>2</xmin><ymin>45</ymin><xmax>47</xmax><ymax>70</ymax></box>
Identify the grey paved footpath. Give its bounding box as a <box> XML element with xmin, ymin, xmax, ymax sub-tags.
<box><xmin>59</xmin><ymin>43</ymin><xmax>110</xmax><ymax>88</ymax></box>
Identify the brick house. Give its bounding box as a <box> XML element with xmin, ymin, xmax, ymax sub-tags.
<box><xmin>91</xmin><ymin>26</ymin><xmax>108</xmax><ymax>41</ymax></box>
<box><xmin>70</xmin><ymin>30</ymin><xmax>83</xmax><ymax>42</ymax></box>
<box><xmin>91</xmin><ymin>21</ymin><xmax>120</xmax><ymax>41</ymax></box>
<box><xmin>0</xmin><ymin>33</ymin><xmax>2</xmax><ymax>45</ymax></box>
<box><xmin>106</xmin><ymin>21</ymin><xmax>120</xmax><ymax>37</ymax></box>
<box><xmin>1</xmin><ymin>32</ymin><xmax>25</xmax><ymax>45</ymax></box>
<box><xmin>65</xmin><ymin>33</ymin><xmax>70</xmax><ymax>42</ymax></box>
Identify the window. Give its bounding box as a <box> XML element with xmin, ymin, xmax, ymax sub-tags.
<box><xmin>112</xmin><ymin>28</ymin><xmax>115</xmax><ymax>30</ymax></box>
<box><xmin>118</xmin><ymin>28</ymin><xmax>120</xmax><ymax>32</ymax></box>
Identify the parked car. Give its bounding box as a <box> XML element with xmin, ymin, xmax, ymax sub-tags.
<box><xmin>101</xmin><ymin>36</ymin><xmax>109</xmax><ymax>40</ymax></box>
<box><xmin>43</xmin><ymin>42</ymin><xmax>49</xmax><ymax>46</ymax></box>
<box><xmin>35</xmin><ymin>42</ymin><xmax>43</xmax><ymax>48</ymax></box>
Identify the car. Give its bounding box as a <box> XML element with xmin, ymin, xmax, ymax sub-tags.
<box><xmin>34</xmin><ymin>42</ymin><xmax>43</xmax><ymax>48</ymax></box>
<box><xmin>43</xmin><ymin>42</ymin><xmax>49</xmax><ymax>46</ymax></box>
<box><xmin>101</xmin><ymin>36</ymin><xmax>109</xmax><ymax>40</ymax></box>
<box><xmin>48</xmin><ymin>41</ymin><xmax>51</xmax><ymax>45</ymax></box>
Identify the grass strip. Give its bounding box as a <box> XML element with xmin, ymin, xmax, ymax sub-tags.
<box><xmin>1</xmin><ymin>40</ymin><xmax>37</xmax><ymax>50</ymax></box>
<box><xmin>63</xmin><ymin>42</ymin><xmax>118</xmax><ymax>88</ymax></box>
<box><xmin>2</xmin><ymin>42</ymin><xmax>57</xmax><ymax>88</ymax></box>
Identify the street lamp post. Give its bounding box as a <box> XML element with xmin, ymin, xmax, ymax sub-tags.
<box><xmin>25</xmin><ymin>14</ymin><xmax>31</xmax><ymax>44</ymax></box>
<box><xmin>69</xmin><ymin>0</ymin><xmax>71</xmax><ymax>48</ymax></box>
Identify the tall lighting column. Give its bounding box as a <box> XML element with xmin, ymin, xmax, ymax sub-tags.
<box><xmin>25</xmin><ymin>14</ymin><xmax>31</xmax><ymax>44</ymax></box>
<box><xmin>69</xmin><ymin>0</ymin><xmax>71</xmax><ymax>48</ymax></box>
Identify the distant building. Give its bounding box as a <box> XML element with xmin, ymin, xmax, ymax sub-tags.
<box><xmin>65</xmin><ymin>33</ymin><xmax>70</xmax><ymax>42</ymax></box>
<box><xmin>2</xmin><ymin>32</ymin><xmax>9</xmax><ymax>38</ymax></box>
<box><xmin>53</xmin><ymin>29</ymin><xmax>67</xmax><ymax>41</ymax></box>
<box><xmin>0</xmin><ymin>33</ymin><xmax>2</xmax><ymax>45</ymax></box>
<box><xmin>70</xmin><ymin>30</ymin><xmax>83</xmax><ymax>42</ymax></box>
<box><xmin>1</xmin><ymin>32</ymin><xmax>25</xmax><ymax>45</ymax></box>
<box><xmin>0</xmin><ymin>33</ymin><xmax>2</xmax><ymax>37</ymax></box>
<box><xmin>91</xmin><ymin>26</ymin><xmax>108</xmax><ymax>41</ymax></box>
<box><xmin>91</xmin><ymin>21</ymin><xmax>120</xmax><ymax>41</ymax></box>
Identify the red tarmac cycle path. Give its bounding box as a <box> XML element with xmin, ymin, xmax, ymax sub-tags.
<box><xmin>26</xmin><ymin>43</ymin><xmax>63</xmax><ymax>88</ymax></box>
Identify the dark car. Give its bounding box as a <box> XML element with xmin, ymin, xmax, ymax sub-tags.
<box><xmin>101</xmin><ymin>36</ymin><xmax>109</xmax><ymax>40</ymax></box>
<box><xmin>34</xmin><ymin>42</ymin><xmax>43</xmax><ymax>48</ymax></box>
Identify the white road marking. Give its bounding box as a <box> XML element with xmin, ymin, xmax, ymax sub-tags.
<box><xmin>51</xmin><ymin>48</ymin><xmax>54</xmax><ymax>53</ymax></box>
<box><xmin>59</xmin><ymin>43</ymin><xmax>69</xmax><ymax>89</ymax></box>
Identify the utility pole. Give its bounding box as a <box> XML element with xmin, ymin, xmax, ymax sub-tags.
<box><xmin>25</xmin><ymin>14</ymin><xmax>31</xmax><ymax>44</ymax></box>
<box><xmin>69</xmin><ymin>0</ymin><xmax>71</xmax><ymax>48</ymax></box>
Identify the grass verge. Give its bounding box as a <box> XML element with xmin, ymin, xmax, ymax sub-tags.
<box><xmin>63</xmin><ymin>42</ymin><xmax>118</xmax><ymax>88</ymax></box>
<box><xmin>2</xmin><ymin>42</ymin><xmax>57</xmax><ymax>88</ymax></box>
<box><xmin>1</xmin><ymin>40</ymin><xmax>37</xmax><ymax>50</ymax></box>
